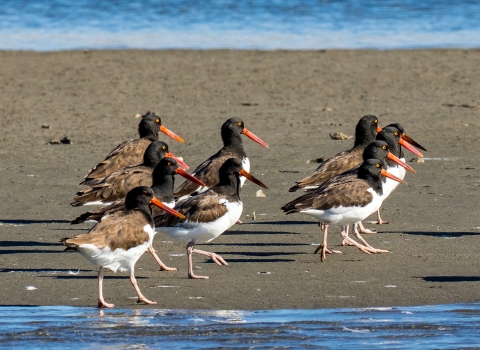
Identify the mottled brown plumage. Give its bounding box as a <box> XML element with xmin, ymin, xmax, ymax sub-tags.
<box><xmin>289</xmin><ymin>115</ymin><xmax>379</xmax><ymax>192</ymax></box>
<box><xmin>81</xmin><ymin>112</ymin><xmax>183</xmax><ymax>186</ymax></box>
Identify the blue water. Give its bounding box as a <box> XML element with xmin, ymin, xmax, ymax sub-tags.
<box><xmin>2</xmin><ymin>304</ymin><xmax>480</xmax><ymax>349</ymax></box>
<box><xmin>1</xmin><ymin>0</ymin><xmax>480</xmax><ymax>50</ymax></box>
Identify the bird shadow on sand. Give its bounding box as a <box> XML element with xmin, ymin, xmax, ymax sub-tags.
<box><xmin>0</xmin><ymin>219</ymin><xmax>71</xmax><ymax>225</ymax></box>
<box><xmin>417</xmin><ymin>276</ymin><xmax>480</xmax><ymax>282</ymax></box>
<box><xmin>380</xmin><ymin>231</ymin><xmax>480</xmax><ymax>237</ymax></box>
<box><xmin>0</xmin><ymin>240</ymin><xmax>62</xmax><ymax>247</ymax></box>
<box><xmin>0</xmin><ymin>249</ymin><xmax>60</xmax><ymax>255</ymax></box>
<box><xmin>47</xmin><ymin>275</ymin><xmax>148</xmax><ymax>280</ymax></box>
<box><xmin>0</xmin><ymin>268</ymin><xmax>93</xmax><ymax>274</ymax></box>
<box><xmin>242</xmin><ymin>220</ymin><xmax>317</xmax><ymax>226</ymax></box>
<box><xmin>223</xmin><ymin>230</ymin><xmax>302</xmax><ymax>236</ymax></box>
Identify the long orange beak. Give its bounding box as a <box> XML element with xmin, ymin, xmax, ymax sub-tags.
<box><xmin>160</xmin><ymin>125</ymin><xmax>185</xmax><ymax>143</ymax></box>
<box><xmin>402</xmin><ymin>133</ymin><xmax>427</xmax><ymax>152</ymax></box>
<box><xmin>150</xmin><ymin>197</ymin><xmax>185</xmax><ymax>219</ymax></box>
<box><xmin>399</xmin><ymin>138</ymin><xmax>424</xmax><ymax>158</ymax></box>
<box><xmin>242</xmin><ymin>128</ymin><xmax>269</xmax><ymax>148</ymax></box>
<box><xmin>380</xmin><ymin>169</ymin><xmax>407</xmax><ymax>184</ymax></box>
<box><xmin>239</xmin><ymin>169</ymin><xmax>269</xmax><ymax>189</ymax></box>
<box><xmin>387</xmin><ymin>152</ymin><xmax>416</xmax><ymax>173</ymax></box>
<box><xmin>175</xmin><ymin>168</ymin><xmax>206</xmax><ymax>187</ymax></box>
<box><xmin>165</xmin><ymin>152</ymin><xmax>189</xmax><ymax>170</ymax></box>
<box><xmin>377</xmin><ymin>126</ymin><xmax>382</xmax><ymax>133</ymax></box>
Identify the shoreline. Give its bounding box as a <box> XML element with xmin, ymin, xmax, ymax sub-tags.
<box><xmin>1</xmin><ymin>49</ymin><xmax>479</xmax><ymax>310</ymax></box>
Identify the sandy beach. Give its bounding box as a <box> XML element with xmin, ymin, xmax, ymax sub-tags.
<box><xmin>1</xmin><ymin>49</ymin><xmax>479</xmax><ymax>310</ymax></box>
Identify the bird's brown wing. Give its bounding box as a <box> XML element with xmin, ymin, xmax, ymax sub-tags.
<box><xmin>288</xmin><ymin>148</ymin><xmax>363</xmax><ymax>192</ymax></box>
<box><xmin>81</xmin><ymin>138</ymin><xmax>152</xmax><ymax>185</ymax></box>
<box><xmin>72</xmin><ymin>166</ymin><xmax>153</xmax><ymax>206</ymax></box>
<box><xmin>71</xmin><ymin>199</ymin><xmax>125</xmax><ymax>224</ymax></box>
<box><xmin>282</xmin><ymin>173</ymin><xmax>372</xmax><ymax>213</ymax></box>
<box><xmin>174</xmin><ymin>151</ymin><xmax>234</xmax><ymax>198</ymax></box>
<box><xmin>155</xmin><ymin>191</ymin><xmax>228</xmax><ymax>226</ymax></box>
<box><xmin>63</xmin><ymin>211</ymin><xmax>150</xmax><ymax>251</ymax></box>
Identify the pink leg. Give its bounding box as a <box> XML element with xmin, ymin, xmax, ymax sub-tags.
<box><xmin>97</xmin><ymin>267</ymin><xmax>115</xmax><ymax>308</ymax></box>
<box><xmin>355</xmin><ymin>221</ymin><xmax>377</xmax><ymax>234</ymax></box>
<box><xmin>366</xmin><ymin>209</ymin><xmax>389</xmax><ymax>225</ymax></box>
<box><xmin>130</xmin><ymin>272</ymin><xmax>157</xmax><ymax>305</ymax></box>
<box><xmin>186</xmin><ymin>241</ymin><xmax>228</xmax><ymax>279</ymax></box>
<box><xmin>313</xmin><ymin>224</ymin><xmax>342</xmax><ymax>262</ymax></box>
<box><xmin>148</xmin><ymin>245</ymin><xmax>177</xmax><ymax>272</ymax></box>
<box><xmin>342</xmin><ymin>225</ymin><xmax>389</xmax><ymax>254</ymax></box>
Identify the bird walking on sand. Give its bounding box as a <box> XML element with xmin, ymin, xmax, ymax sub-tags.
<box><xmin>174</xmin><ymin>117</ymin><xmax>268</xmax><ymax>200</ymax></box>
<box><xmin>156</xmin><ymin>158</ymin><xmax>269</xmax><ymax>279</ymax></box>
<box><xmin>61</xmin><ymin>186</ymin><xmax>185</xmax><ymax>308</ymax></box>
<box><xmin>81</xmin><ymin>111</ymin><xmax>184</xmax><ymax>186</ymax></box>
<box><xmin>71</xmin><ymin>141</ymin><xmax>187</xmax><ymax>207</ymax></box>
<box><xmin>288</xmin><ymin>115</ymin><xmax>381</xmax><ymax>192</ymax></box>
<box><xmin>281</xmin><ymin>159</ymin><xmax>405</xmax><ymax>262</ymax></box>
<box><xmin>71</xmin><ymin>158</ymin><xmax>205</xmax><ymax>272</ymax></box>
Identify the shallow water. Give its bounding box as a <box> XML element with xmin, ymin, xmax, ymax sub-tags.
<box><xmin>2</xmin><ymin>304</ymin><xmax>480</xmax><ymax>349</ymax></box>
<box><xmin>1</xmin><ymin>0</ymin><xmax>480</xmax><ymax>50</ymax></box>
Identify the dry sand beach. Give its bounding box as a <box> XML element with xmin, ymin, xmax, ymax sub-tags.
<box><xmin>0</xmin><ymin>49</ymin><xmax>479</xmax><ymax>310</ymax></box>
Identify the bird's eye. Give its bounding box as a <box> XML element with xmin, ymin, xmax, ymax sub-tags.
<box><xmin>382</xmin><ymin>145</ymin><xmax>387</xmax><ymax>150</ymax></box>
<box><xmin>375</xmin><ymin>119</ymin><xmax>378</xmax><ymax>123</ymax></box>
<box><xmin>162</xmin><ymin>146</ymin><xmax>166</xmax><ymax>150</ymax></box>
<box><xmin>394</xmin><ymin>131</ymin><xmax>399</xmax><ymax>136</ymax></box>
<box><xmin>237</xmin><ymin>122</ymin><xmax>242</xmax><ymax>126</ymax></box>
<box><xmin>155</xmin><ymin>118</ymin><xmax>160</xmax><ymax>123</ymax></box>
<box><xmin>376</xmin><ymin>164</ymin><xmax>380</xmax><ymax>168</ymax></box>
<box><xmin>143</xmin><ymin>191</ymin><xmax>148</xmax><ymax>195</ymax></box>
<box><xmin>167</xmin><ymin>161</ymin><xmax>172</xmax><ymax>166</ymax></box>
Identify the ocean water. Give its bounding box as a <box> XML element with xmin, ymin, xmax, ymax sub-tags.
<box><xmin>0</xmin><ymin>0</ymin><xmax>480</xmax><ymax>50</ymax></box>
<box><xmin>2</xmin><ymin>304</ymin><xmax>480</xmax><ymax>349</ymax></box>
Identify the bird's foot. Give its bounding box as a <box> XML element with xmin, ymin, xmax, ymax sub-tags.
<box><xmin>137</xmin><ymin>297</ymin><xmax>157</xmax><ymax>305</ymax></box>
<box><xmin>341</xmin><ymin>239</ymin><xmax>355</xmax><ymax>246</ymax></box>
<box><xmin>159</xmin><ymin>265</ymin><xmax>178</xmax><ymax>272</ymax></box>
<box><xmin>188</xmin><ymin>273</ymin><xmax>210</xmax><ymax>280</ymax></box>
<box><xmin>97</xmin><ymin>299</ymin><xmax>115</xmax><ymax>308</ymax></box>
<box><xmin>366</xmin><ymin>220</ymin><xmax>389</xmax><ymax>225</ymax></box>
<box><xmin>236</xmin><ymin>219</ymin><xmax>243</xmax><ymax>225</ymax></box>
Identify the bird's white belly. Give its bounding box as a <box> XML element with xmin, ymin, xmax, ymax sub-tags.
<box><xmin>239</xmin><ymin>157</ymin><xmax>250</xmax><ymax>187</ymax></box>
<box><xmin>78</xmin><ymin>224</ymin><xmax>154</xmax><ymax>273</ymax></box>
<box><xmin>382</xmin><ymin>161</ymin><xmax>406</xmax><ymax>199</ymax></box>
<box><xmin>159</xmin><ymin>201</ymin><xmax>243</xmax><ymax>243</ymax></box>
<box><xmin>300</xmin><ymin>189</ymin><xmax>383</xmax><ymax>226</ymax></box>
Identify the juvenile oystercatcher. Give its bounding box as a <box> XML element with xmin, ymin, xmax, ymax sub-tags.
<box><xmin>61</xmin><ymin>186</ymin><xmax>185</xmax><ymax>308</ymax></box>
<box><xmin>288</xmin><ymin>115</ymin><xmax>381</xmax><ymax>192</ymax></box>
<box><xmin>174</xmin><ymin>117</ymin><xmax>268</xmax><ymax>199</ymax></box>
<box><xmin>81</xmin><ymin>111</ymin><xmax>184</xmax><ymax>186</ymax></box>
<box><xmin>71</xmin><ymin>141</ymin><xmax>188</xmax><ymax>207</ymax></box>
<box><xmin>156</xmin><ymin>158</ymin><xmax>268</xmax><ymax>279</ymax></box>
<box><xmin>281</xmin><ymin>159</ymin><xmax>405</xmax><ymax>262</ymax></box>
<box><xmin>71</xmin><ymin>158</ymin><xmax>205</xmax><ymax>271</ymax></box>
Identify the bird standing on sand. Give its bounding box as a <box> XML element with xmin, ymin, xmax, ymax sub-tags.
<box><xmin>174</xmin><ymin>117</ymin><xmax>268</xmax><ymax>199</ymax></box>
<box><xmin>61</xmin><ymin>186</ymin><xmax>185</xmax><ymax>308</ymax></box>
<box><xmin>71</xmin><ymin>141</ymin><xmax>187</xmax><ymax>207</ymax></box>
<box><xmin>81</xmin><ymin>111</ymin><xmax>184</xmax><ymax>186</ymax></box>
<box><xmin>281</xmin><ymin>159</ymin><xmax>405</xmax><ymax>262</ymax></box>
<box><xmin>156</xmin><ymin>158</ymin><xmax>269</xmax><ymax>279</ymax></box>
<box><xmin>288</xmin><ymin>115</ymin><xmax>381</xmax><ymax>192</ymax></box>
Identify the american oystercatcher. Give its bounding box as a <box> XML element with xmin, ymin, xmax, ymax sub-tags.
<box><xmin>288</xmin><ymin>115</ymin><xmax>381</xmax><ymax>192</ymax></box>
<box><xmin>281</xmin><ymin>158</ymin><xmax>405</xmax><ymax>262</ymax></box>
<box><xmin>156</xmin><ymin>158</ymin><xmax>268</xmax><ymax>279</ymax></box>
<box><xmin>174</xmin><ymin>117</ymin><xmax>268</xmax><ymax>199</ymax></box>
<box><xmin>81</xmin><ymin>111</ymin><xmax>184</xmax><ymax>186</ymax></box>
<box><xmin>71</xmin><ymin>141</ymin><xmax>188</xmax><ymax>207</ymax></box>
<box><xmin>61</xmin><ymin>186</ymin><xmax>185</xmax><ymax>308</ymax></box>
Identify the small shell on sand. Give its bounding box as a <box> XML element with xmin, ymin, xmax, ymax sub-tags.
<box><xmin>256</xmin><ymin>190</ymin><xmax>266</xmax><ymax>197</ymax></box>
<box><xmin>330</xmin><ymin>132</ymin><xmax>353</xmax><ymax>140</ymax></box>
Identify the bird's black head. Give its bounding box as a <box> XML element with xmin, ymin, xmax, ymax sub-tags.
<box><xmin>143</xmin><ymin>141</ymin><xmax>169</xmax><ymax>167</ymax></box>
<box><xmin>354</xmin><ymin>115</ymin><xmax>379</xmax><ymax>147</ymax></box>
<box><xmin>363</xmin><ymin>141</ymin><xmax>390</xmax><ymax>162</ymax></box>
<box><xmin>125</xmin><ymin>186</ymin><xmax>155</xmax><ymax>211</ymax></box>
<box><xmin>138</xmin><ymin>111</ymin><xmax>162</xmax><ymax>140</ymax></box>
<box><xmin>359</xmin><ymin>158</ymin><xmax>384</xmax><ymax>179</ymax></box>
<box><xmin>152</xmin><ymin>157</ymin><xmax>180</xmax><ymax>178</ymax></box>
<box><xmin>221</xmin><ymin>117</ymin><xmax>245</xmax><ymax>145</ymax></box>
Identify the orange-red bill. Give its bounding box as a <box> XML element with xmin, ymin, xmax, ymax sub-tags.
<box><xmin>377</xmin><ymin>126</ymin><xmax>382</xmax><ymax>133</ymax></box>
<box><xmin>165</xmin><ymin>152</ymin><xmax>189</xmax><ymax>170</ymax></box>
<box><xmin>239</xmin><ymin>169</ymin><xmax>269</xmax><ymax>189</ymax></box>
<box><xmin>160</xmin><ymin>125</ymin><xmax>185</xmax><ymax>143</ymax></box>
<box><xmin>402</xmin><ymin>133</ymin><xmax>427</xmax><ymax>152</ymax></box>
<box><xmin>242</xmin><ymin>128</ymin><xmax>269</xmax><ymax>148</ymax></box>
<box><xmin>175</xmin><ymin>168</ymin><xmax>206</xmax><ymax>187</ymax></box>
<box><xmin>387</xmin><ymin>152</ymin><xmax>416</xmax><ymax>173</ymax></box>
<box><xmin>399</xmin><ymin>138</ymin><xmax>424</xmax><ymax>158</ymax></box>
<box><xmin>380</xmin><ymin>169</ymin><xmax>407</xmax><ymax>184</ymax></box>
<box><xmin>150</xmin><ymin>197</ymin><xmax>185</xmax><ymax>219</ymax></box>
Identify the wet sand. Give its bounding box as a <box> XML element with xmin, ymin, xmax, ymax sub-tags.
<box><xmin>1</xmin><ymin>49</ymin><xmax>480</xmax><ymax>310</ymax></box>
